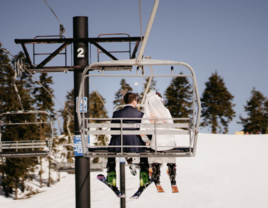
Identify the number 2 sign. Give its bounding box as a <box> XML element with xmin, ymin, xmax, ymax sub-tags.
<box><xmin>77</xmin><ymin>47</ymin><xmax>85</xmax><ymax>58</ymax></box>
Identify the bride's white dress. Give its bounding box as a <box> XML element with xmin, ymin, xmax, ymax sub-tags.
<box><xmin>142</xmin><ymin>91</ymin><xmax>177</xmax><ymax>164</ymax></box>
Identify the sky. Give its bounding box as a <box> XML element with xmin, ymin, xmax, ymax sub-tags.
<box><xmin>1</xmin><ymin>133</ymin><xmax>268</xmax><ymax>207</ymax></box>
<box><xmin>0</xmin><ymin>0</ymin><xmax>268</xmax><ymax>134</ymax></box>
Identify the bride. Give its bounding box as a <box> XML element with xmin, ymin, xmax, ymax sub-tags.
<box><xmin>142</xmin><ymin>90</ymin><xmax>178</xmax><ymax>188</ymax></box>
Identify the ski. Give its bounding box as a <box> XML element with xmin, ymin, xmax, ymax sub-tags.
<box><xmin>130</xmin><ymin>178</ymin><xmax>154</xmax><ymax>199</ymax></box>
<box><xmin>97</xmin><ymin>174</ymin><xmax>125</xmax><ymax>198</ymax></box>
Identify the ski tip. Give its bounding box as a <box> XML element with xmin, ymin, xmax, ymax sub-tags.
<box><xmin>118</xmin><ymin>194</ymin><xmax>126</xmax><ymax>198</ymax></box>
<box><xmin>171</xmin><ymin>186</ymin><xmax>179</xmax><ymax>193</ymax></box>
<box><xmin>97</xmin><ymin>174</ymin><xmax>105</xmax><ymax>180</ymax></box>
<box><xmin>156</xmin><ymin>185</ymin><xmax>165</xmax><ymax>193</ymax></box>
<box><xmin>157</xmin><ymin>190</ymin><xmax>165</xmax><ymax>193</ymax></box>
<box><xmin>130</xmin><ymin>196</ymin><xmax>139</xmax><ymax>199</ymax></box>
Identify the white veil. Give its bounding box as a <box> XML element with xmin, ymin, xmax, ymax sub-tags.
<box><xmin>143</xmin><ymin>91</ymin><xmax>173</xmax><ymax>124</ymax></box>
<box><xmin>142</xmin><ymin>91</ymin><xmax>176</xmax><ymax>151</ymax></box>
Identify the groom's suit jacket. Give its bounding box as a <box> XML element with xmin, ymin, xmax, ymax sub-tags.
<box><xmin>108</xmin><ymin>106</ymin><xmax>145</xmax><ymax>153</ymax></box>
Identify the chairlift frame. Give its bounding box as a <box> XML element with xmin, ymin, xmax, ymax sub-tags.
<box><xmin>0</xmin><ymin>110</ymin><xmax>54</xmax><ymax>157</ymax></box>
<box><xmin>77</xmin><ymin>60</ymin><xmax>201</xmax><ymax>158</ymax></box>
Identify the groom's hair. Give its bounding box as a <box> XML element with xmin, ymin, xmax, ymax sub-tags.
<box><xmin>124</xmin><ymin>92</ymin><xmax>137</xmax><ymax>104</ymax></box>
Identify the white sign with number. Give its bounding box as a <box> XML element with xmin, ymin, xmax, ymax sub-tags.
<box><xmin>77</xmin><ymin>47</ymin><xmax>85</xmax><ymax>58</ymax></box>
<box><xmin>76</xmin><ymin>97</ymin><xmax>87</xmax><ymax>113</ymax></box>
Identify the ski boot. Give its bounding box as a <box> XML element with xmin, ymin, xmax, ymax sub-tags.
<box><xmin>151</xmin><ymin>163</ymin><xmax>161</xmax><ymax>185</ymax></box>
<box><xmin>152</xmin><ymin>163</ymin><xmax>164</xmax><ymax>192</ymax></box>
<box><xmin>139</xmin><ymin>163</ymin><xmax>149</xmax><ymax>188</ymax></box>
<box><xmin>106</xmin><ymin>162</ymin><xmax>116</xmax><ymax>187</ymax></box>
<box><xmin>167</xmin><ymin>163</ymin><xmax>176</xmax><ymax>185</ymax></box>
<box><xmin>167</xmin><ymin>163</ymin><xmax>179</xmax><ymax>193</ymax></box>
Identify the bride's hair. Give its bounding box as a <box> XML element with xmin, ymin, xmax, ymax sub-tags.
<box><xmin>156</xmin><ymin>92</ymin><xmax>165</xmax><ymax>105</ymax></box>
<box><xmin>156</xmin><ymin>92</ymin><xmax>162</xmax><ymax>98</ymax></box>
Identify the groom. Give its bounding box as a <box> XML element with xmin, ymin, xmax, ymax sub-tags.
<box><xmin>106</xmin><ymin>92</ymin><xmax>149</xmax><ymax>189</ymax></box>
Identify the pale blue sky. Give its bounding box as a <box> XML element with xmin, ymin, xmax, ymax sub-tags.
<box><xmin>1</xmin><ymin>0</ymin><xmax>268</xmax><ymax>134</ymax></box>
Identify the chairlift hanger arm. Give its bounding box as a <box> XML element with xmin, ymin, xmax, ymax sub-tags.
<box><xmin>131</xmin><ymin>40</ymin><xmax>141</xmax><ymax>59</ymax></box>
<box><xmin>14</xmin><ymin>36</ymin><xmax>143</xmax><ymax>72</ymax></box>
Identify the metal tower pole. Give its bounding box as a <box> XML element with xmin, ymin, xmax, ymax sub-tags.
<box><xmin>73</xmin><ymin>16</ymin><xmax>90</xmax><ymax>208</ymax></box>
<box><xmin>120</xmin><ymin>158</ymin><xmax>126</xmax><ymax>208</ymax></box>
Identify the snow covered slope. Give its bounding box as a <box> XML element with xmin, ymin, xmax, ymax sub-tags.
<box><xmin>1</xmin><ymin>133</ymin><xmax>268</xmax><ymax>208</ymax></box>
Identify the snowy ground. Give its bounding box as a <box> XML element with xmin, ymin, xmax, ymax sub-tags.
<box><xmin>1</xmin><ymin>133</ymin><xmax>268</xmax><ymax>208</ymax></box>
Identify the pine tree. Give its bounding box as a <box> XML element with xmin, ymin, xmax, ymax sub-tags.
<box><xmin>32</xmin><ymin>73</ymin><xmax>56</xmax><ymax>188</ymax></box>
<box><xmin>60</xmin><ymin>89</ymin><xmax>74</xmax><ymax>137</ymax></box>
<box><xmin>89</xmin><ymin>91</ymin><xmax>108</xmax><ymax>163</ymax></box>
<box><xmin>113</xmin><ymin>79</ymin><xmax>133</xmax><ymax>107</ymax></box>
<box><xmin>165</xmin><ymin>72</ymin><xmax>193</xmax><ymax>120</ymax></box>
<box><xmin>33</xmin><ymin>73</ymin><xmax>55</xmax><ymax>114</ymax></box>
<box><xmin>59</xmin><ymin>89</ymin><xmax>75</xmax><ymax>167</ymax></box>
<box><xmin>2</xmin><ymin>157</ymin><xmax>37</xmax><ymax>199</ymax></box>
<box><xmin>238</xmin><ymin>88</ymin><xmax>268</xmax><ymax>134</ymax></box>
<box><xmin>201</xmin><ymin>71</ymin><xmax>236</xmax><ymax>133</ymax></box>
<box><xmin>0</xmin><ymin>43</ymin><xmax>12</xmax><ymax>114</ymax></box>
<box><xmin>141</xmin><ymin>77</ymin><xmax>157</xmax><ymax>97</ymax></box>
<box><xmin>0</xmin><ymin>43</ymin><xmax>17</xmax><ymax>113</ymax></box>
<box><xmin>0</xmin><ymin>46</ymin><xmax>38</xmax><ymax>198</ymax></box>
<box><xmin>89</xmin><ymin>91</ymin><xmax>108</xmax><ymax>123</ymax></box>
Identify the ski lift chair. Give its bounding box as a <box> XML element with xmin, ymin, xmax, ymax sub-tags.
<box><xmin>0</xmin><ymin>110</ymin><xmax>54</xmax><ymax>157</ymax></box>
<box><xmin>77</xmin><ymin>60</ymin><xmax>201</xmax><ymax>158</ymax></box>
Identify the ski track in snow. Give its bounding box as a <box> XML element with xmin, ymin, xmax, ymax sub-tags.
<box><xmin>1</xmin><ymin>133</ymin><xmax>268</xmax><ymax>208</ymax></box>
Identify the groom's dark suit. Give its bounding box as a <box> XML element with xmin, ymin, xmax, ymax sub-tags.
<box><xmin>106</xmin><ymin>104</ymin><xmax>149</xmax><ymax>186</ymax></box>
<box><xmin>108</xmin><ymin>105</ymin><xmax>146</xmax><ymax>153</ymax></box>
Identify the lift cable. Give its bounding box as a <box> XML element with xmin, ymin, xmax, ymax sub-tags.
<box><xmin>43</xmin><ymin>0</ymin><xmax>62</xmax><ymax>25</ymax></box>
<box><xmin>43</xmin><ymin>0</ymin><xmax>73</xmax><ymax>65</ymax></box>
